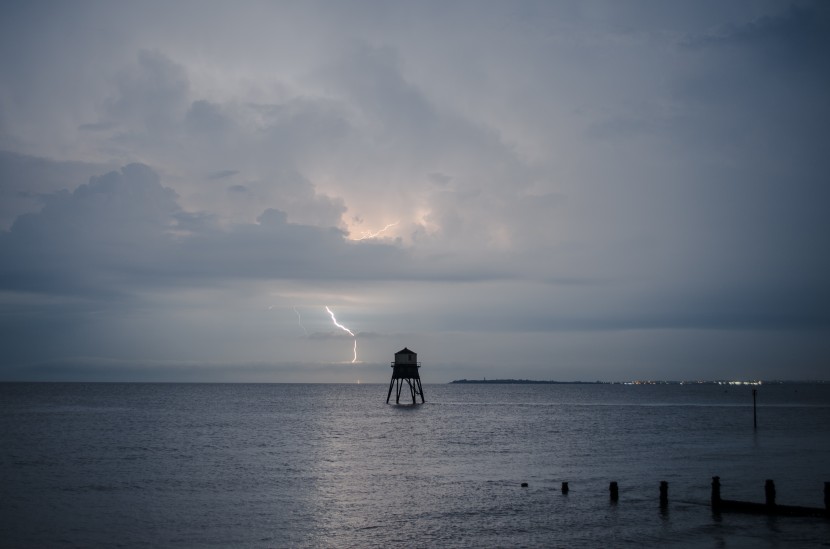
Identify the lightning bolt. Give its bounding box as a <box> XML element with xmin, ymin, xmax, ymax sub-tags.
<box><xmin>325</xmin><ymin>305</ymin><xmax>357</xmax><ymax>363</ymax></box>
<box><xmin>352</xmin><ymin>221</ymin><xmax>399</xmax><ymax>241</ymax></box>
<box><xmin>293</xmin><ymin>306</ymin><xmax>308</xmax><ymax>336</ymax></box>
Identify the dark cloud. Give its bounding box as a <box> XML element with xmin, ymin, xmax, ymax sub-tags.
<box><xmin>0</xmin><ymin>151</ymin><xmax>115</xmax><ymax>229</ymax></box>
<box><xmin>677</xmin><ymin>3</ymin><xmax>830</xmax><ymax>123</ymax></box>
<box><xmin>1</xmin><ymin>163</ymin><xmax>179</xmax><ymax>296</ymax></box>
<box><xmin>686</xmin><ymin>3</ymin><xmax>830</xmax><ymax>72</ymax></box>
<box><xmin>208</xmin><ymin>170</ymin><xmax>239</xmax><ymax>180</ymax></box>
<box><xmin>1</xmin><ymin>2</ymin><xmax>829</xmax><ymax>380</ymax></box>
<box><xmin>0</xmin><ymin>164</ymin><xmax>512</xmax><ymax>302</ymax></box>
<box><xmin>0</xmin><ymin>166</ymin><xmax>321</xmax><ymax>295</ymax></box>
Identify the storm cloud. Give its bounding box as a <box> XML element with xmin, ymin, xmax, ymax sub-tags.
<box><xmin>1</xmin><ymin>1</ymin><xmax>828</xmax><ymax>381</ymax></box>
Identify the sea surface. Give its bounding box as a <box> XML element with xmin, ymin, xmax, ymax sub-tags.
<box><xmin>1</xmin><ymin>382</ymin><xmax>829</xmax><ymax>548</ymax></box>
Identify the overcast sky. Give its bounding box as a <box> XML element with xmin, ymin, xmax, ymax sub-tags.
<box><xmin>1</xmin><ymin>1</ymin><xmax>828</xmax><ymax>382</ymax></box>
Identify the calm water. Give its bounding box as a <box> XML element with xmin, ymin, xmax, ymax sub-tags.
<box><xmin>1</xmin><ymin>382</ymin><xmax>829</xmax><ymax>548</ymax></box>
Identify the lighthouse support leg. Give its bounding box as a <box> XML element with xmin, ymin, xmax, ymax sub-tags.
<box><xmin>386</xmin><ymin>378</ymin><xmax>395</xmax><ymax>404</ymax></box>
<box><xmin>416</xmin><ymin>378</ymin><xmax>425</xmax><ymax>403</ymax></box>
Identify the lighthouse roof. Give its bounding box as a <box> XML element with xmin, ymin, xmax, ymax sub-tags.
<box><xmin>395</xmin><ymin>347</ymin><xmax>415</xmax><ymax>355</ymax></box>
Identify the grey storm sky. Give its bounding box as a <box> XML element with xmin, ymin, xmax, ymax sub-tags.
<box><xmin>1</xmin><ymin>1</ymin><xmax>828</xmax><ymax>382</ymax></box>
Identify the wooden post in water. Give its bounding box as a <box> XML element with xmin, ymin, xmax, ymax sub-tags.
<box><xmin>711</xmin><ymin>476</ymin><xmax>721</xmax><ymax>509</ymax></box>
<box><xmin>610</xmin><ymin>481</ymin><xmax>619</xmax><ymax>502</ymax></box>
<box><xmin>561</xmin><ymin>482</ymin><xmax>569</xmax><ymax>494</ymax></box>
<box><xmin>753</xmin><ymin>388</ymin><xmax>758</xmax><ymax>429</ymax></box>
<box><xmin>825</xmin><ymin>482</ymin><xmax>830</xmax><ymax>513</ymax></box>
<box><xmin>660</xmin><ymin>481</ymin><xmax>669</xmax><ymax>508</ymax></box>
<box><xmin>765</xmin><ymin>479</ymin><xmax>776</xmax><ymax>507</ymax></box>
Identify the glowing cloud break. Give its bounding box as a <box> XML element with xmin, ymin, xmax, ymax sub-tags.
<box><xmin>352</xmin><ymin>221</ymin><xmax>399</xmax><ymax>241</ymax></box>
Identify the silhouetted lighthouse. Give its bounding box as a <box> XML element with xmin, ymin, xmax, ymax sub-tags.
<box><xmin>386</xmin><ymin>347</ymin><xmax>425</xmax><ymax>404</ymax></box>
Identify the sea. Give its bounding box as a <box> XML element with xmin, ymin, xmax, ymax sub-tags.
<box><xmin>1</xmin><ymin>382</ymin><xmax>829</xmax><ymax>548</ymax></box>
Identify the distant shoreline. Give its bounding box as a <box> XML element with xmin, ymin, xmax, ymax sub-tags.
<box><xmin>449</xmin><ymin>379</ymin><xmax>825</xmax><ymax>385</ymax></box>
<box><xmin>450</xmin><ymin>379</ymin><xmax>606</xmax><ymax>385</ymax></box>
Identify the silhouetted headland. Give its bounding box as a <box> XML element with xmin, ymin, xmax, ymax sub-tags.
<box><xmin>450</xmin><ymin>379</ymin><xmax>607</xmax><ymax>384</ymax></box>
<box><xmin>450</xmin><ymin>379</ymin><xmax>826</xmax><ymax>385</ymax></box>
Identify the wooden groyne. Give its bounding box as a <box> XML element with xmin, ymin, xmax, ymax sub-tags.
<box><xmin>711</xmin><ymin>476</ymin><xmax>829</xmax><ymax>518</ymax></box>
<box><xmin>515</xmin><ymin>478</ymin><xmax>829</xmax><ymax>519</ymax></box>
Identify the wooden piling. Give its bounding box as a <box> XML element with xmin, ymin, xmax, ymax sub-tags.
<box><xmin>610</xmin><ymin>481</ymin><xmax>619</xmax><ymax>502</ymax></box>
<box><xmin>660</xmin><ymin>481</ymin><xmax>668</xmax><ymax>508</ymax></box>
<box><xmin>561</xmin><ymin>481</ymin><xmax>569</xmax><ymax>494</ymax></box>
<box><xmin>825</xmin><ymin>482</ymin><xmax>830</xmax><ymax>512</ymax></box>
<box><xmin>753</xmin><ymin>388</ymin><xmax>758</xmax><ymax>429</ymax></box>
<box><xmin>765</xmin><ymin>479</ymin><xmax>776</xmax><ymax>507</ymax></box>
<box><xmin>711</xmin><ymin>476</ymin><xmax>721</xmax><ymax>508</ymax></box>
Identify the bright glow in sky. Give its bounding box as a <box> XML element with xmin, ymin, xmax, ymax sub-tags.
<box><xmin>1</xmin><ymin>1</ymin><xmax>829</xmax><ymax>382</ymax></box>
